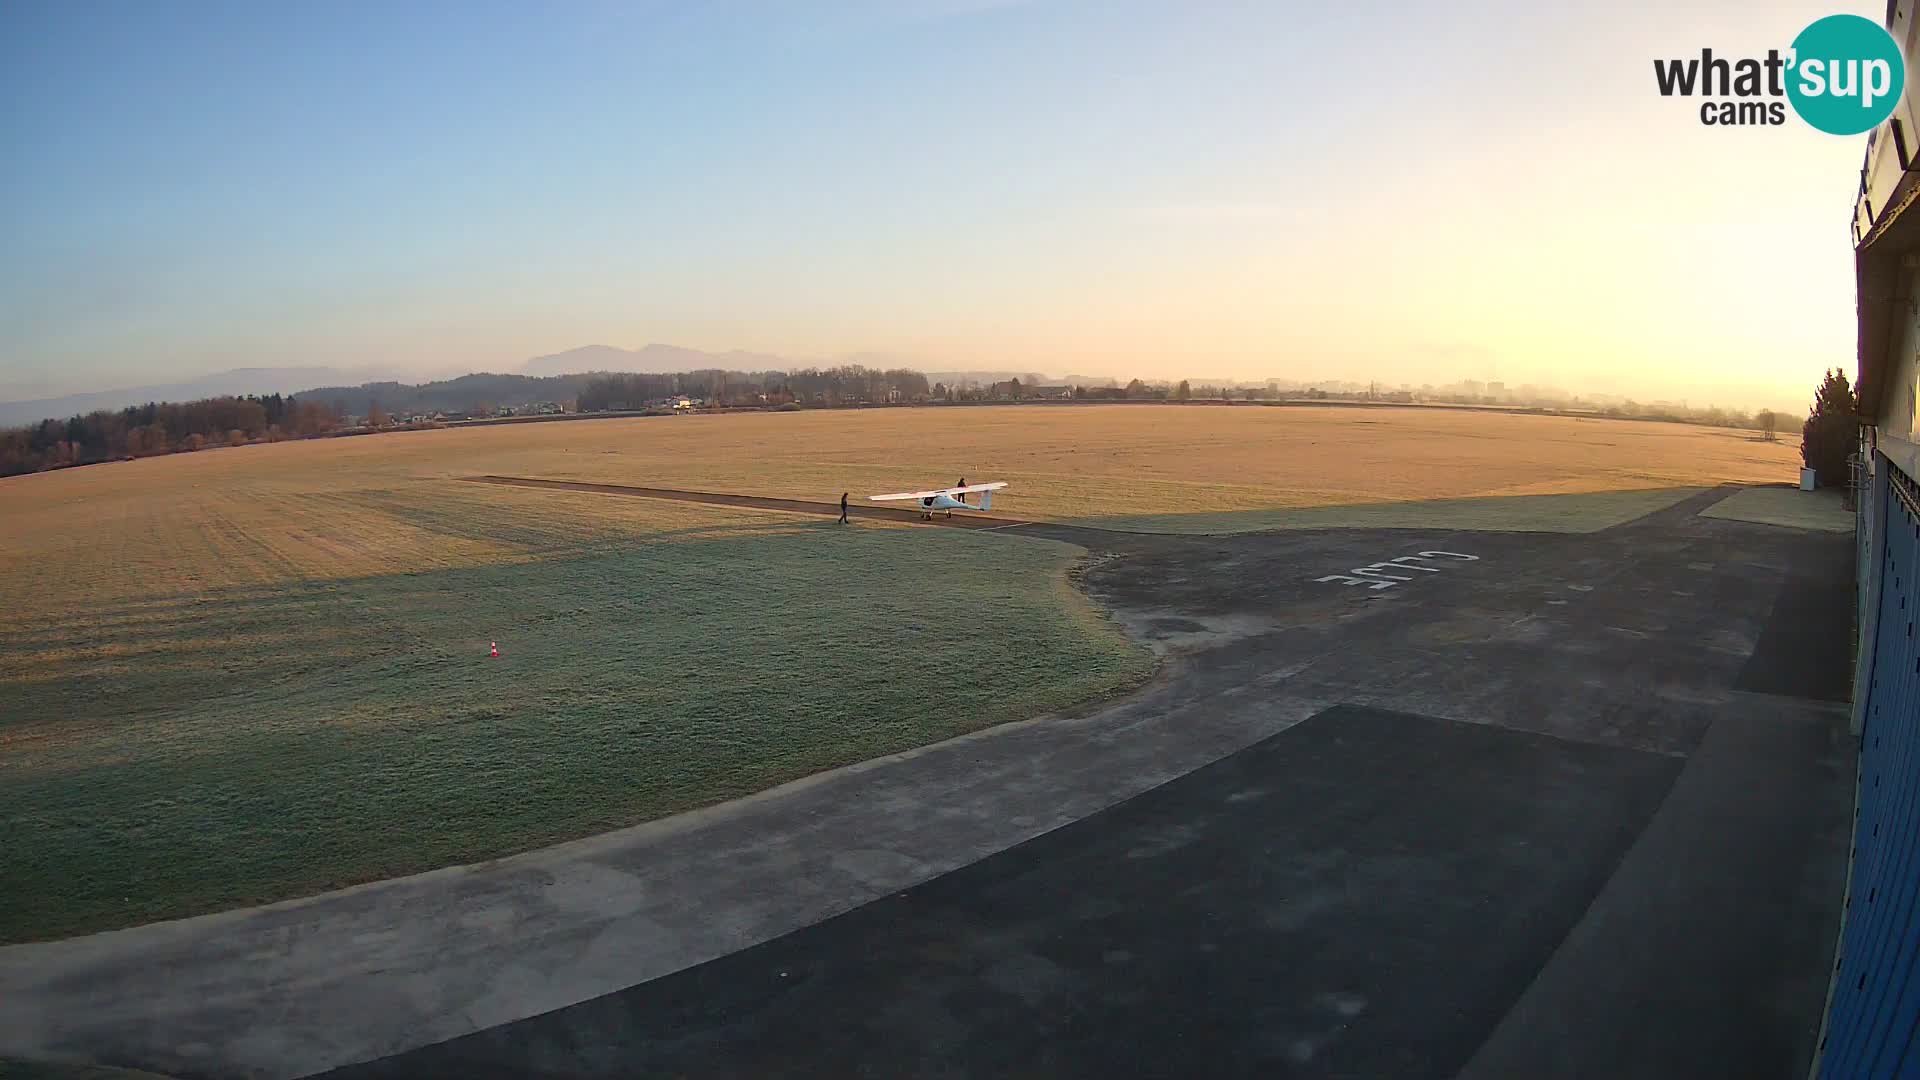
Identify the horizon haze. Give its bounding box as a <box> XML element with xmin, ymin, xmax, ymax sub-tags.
<box><xmin>0</xmin><ymin>0</ymin><xmax>1877</xmax><ymax>415</ymax></box>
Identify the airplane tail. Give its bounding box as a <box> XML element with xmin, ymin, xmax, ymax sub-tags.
<box><xmin>980</xmin><ymin>488</ymin><xmax>992</xmax><ymax>511</ymax></box>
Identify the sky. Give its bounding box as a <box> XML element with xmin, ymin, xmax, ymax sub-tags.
<box><xmin>0</xmin><ymin>0</ymin><xmax>1884</xmax><ymax>412</ymax></box>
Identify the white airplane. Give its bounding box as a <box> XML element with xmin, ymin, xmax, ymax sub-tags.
<box><xmin>870</xmin><ymin>481</ymin><xmax>1007</xmax><ymax>519</ymax></box>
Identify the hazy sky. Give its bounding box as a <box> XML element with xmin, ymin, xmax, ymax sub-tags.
<box><xmin>0</xmin><ymin>0</ymin><xmax>1880</xmax><ymax>411</ymax></box>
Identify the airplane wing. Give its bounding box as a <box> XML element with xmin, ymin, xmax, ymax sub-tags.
<box><xmin>870</xmin><ymin>482</ymin><xmax>1007</xmax><ymax>501</ymax></box>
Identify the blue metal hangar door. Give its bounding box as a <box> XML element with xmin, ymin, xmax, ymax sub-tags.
<box><xmin>1821</xmin><ymin>463</ymin><xmax>1920</xmax><ymax>1078</ymax></box>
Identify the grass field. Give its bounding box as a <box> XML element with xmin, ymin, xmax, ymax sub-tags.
<box><xmin>1698</xmin><ymin>484</ymin><xmax>1855</xmax><ymax>533</ymax></box>
<box><xmin>0</xmin><ymin>403</ymin><xmax>1796</xmax><ymax>942</ymax></box>
<box><xmin>88</xmin><ymin>403</ymin><xmax>1789</xmax><ymax>530</ymax></box>
<box><xmin>0</xmin><ymin>468</ymin><xmax>1149</xmax><ymax>942</ymax></box>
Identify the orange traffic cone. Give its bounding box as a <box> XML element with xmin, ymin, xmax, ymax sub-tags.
<box><xmin>489</xmin><ymin>641</ymin><xmax>500</xmax><ymax>659</ymax></box>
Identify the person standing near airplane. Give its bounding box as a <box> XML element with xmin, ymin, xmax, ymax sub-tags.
<box><xmin>839</xmin><ymin>492</ymin><xmax>849</xmax><ymax>524</ymax></box>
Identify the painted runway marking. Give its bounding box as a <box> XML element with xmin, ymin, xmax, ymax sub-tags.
<box><xmin>1314</xmin><ymin>551</ymin><xmax>1479</xmax><ymax>591</ymax></box>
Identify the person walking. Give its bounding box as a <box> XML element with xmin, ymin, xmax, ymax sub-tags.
<box><xmin>839</xmin><ymin>492</ymin><xmax>849</xmax><ymax>524</ymax></box>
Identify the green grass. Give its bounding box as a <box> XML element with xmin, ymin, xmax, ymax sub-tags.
<box><xmin>1697</xmin><ymin>485</ymin><xmax>1855</xmax><ymax>533</ymax></box>
<box><xmin>0</xmin><ymin>518</ymin><xmax>1151</xmax><ymax>943</ymax></box>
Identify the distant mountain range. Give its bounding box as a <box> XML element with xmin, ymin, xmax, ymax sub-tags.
<box><xmin>520</xmin><ymin>344</ymin><xmax>795</xmax><ymax>378</ymax></box>
<box><xmin>0</xmin><ymin>367</ymin><xmax>392</xmax><ymax>427</ymax></box>
<box><xmin>0</xmin><ymin>347</ymin><xmax>1800</xmax><ymax>429</ymax></box>
<box><xmin>521</xmin><ymin>346</ymin><xmax>1096</xmax><ymax>388</ymax></box>
<box><xmin>0</xmin><ymin>346</ymin><xmax>1156</xmax><ymax>427</ymax></box>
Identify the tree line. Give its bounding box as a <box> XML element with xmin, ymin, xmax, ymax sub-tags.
<box><xmin>0</xmin><ymin>394</ymin><xmax>341</xmax><ymax>477</ymax></box>
<box><xmin>303</xmin><ymin>367</ymin><xmax>942</xmax><ymax>417</ymax></box>
<box><xmin>578</xmin><ymin>366</ymin><xmax>932</xmax><ymax>410</ymax></box>
<box><xmin>301</xmin><ymin>372</ymin><xmax>597</xmax><ymax>418</ymax></box>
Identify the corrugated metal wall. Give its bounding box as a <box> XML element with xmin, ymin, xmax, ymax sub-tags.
<box><xmin>1820</xmin><ymin>461</ymin><xmax>1920</xmax><ymax>1078</ymax></box>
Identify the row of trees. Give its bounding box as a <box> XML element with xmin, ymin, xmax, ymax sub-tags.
<box><xmin>578</xmin><ymin>371</ymin><xmax>767</xmax><ymax>411</ymax></box>
<box><xmin>303</xmin><ymin>373</ymin><xmax>594</xmax><ymax>419</ymax></box>
<box><xmin>1080</xmin><ymin>379</ymin><xmax>1168</xmax><ymax>401</ymax></box>
<box><xmin>928</xmin><ymin>379</ymin><xmax>1063</xmax><ymax>402</ymax></box>
<box><xmin>785</xmin><ymin>366</ymin><xmax>931</xmax><ymax>404</ymax></box>
<box><xmin>578</xmin><ymin>366</ymin><xmax>934</xmax><ymax>411</ymax></box>
<box><xmin>1592</xmin><ymin>401</ymin><xmax>1783</xmax><ymax>434</ymax></box>
<box><xmin>1</xmin><ymin>365</ymin><xmax>1862</xmax><ymax>482</ymax></box>
<box><xmin>0</xmin><ymin>394</ymin><xmax>341</xmax><ymax>477</ymax></box>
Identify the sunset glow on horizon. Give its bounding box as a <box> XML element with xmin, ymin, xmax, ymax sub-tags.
<box><xmin>0</xmin><ymin>0</ymin><xmax>1882</xmax><ymax>413</ymax></box>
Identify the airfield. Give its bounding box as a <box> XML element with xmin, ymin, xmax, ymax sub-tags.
<box><xmin>0</xmin><ymin>404</ymin><xmax>1854</xmax><ymax>1078</ymax></box>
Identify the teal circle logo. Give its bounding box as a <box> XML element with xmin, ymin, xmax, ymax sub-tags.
<box><xmin>1787</xmin><ymin>14</ymin><xmax>1905</xmax><ymax>135</ymax></box>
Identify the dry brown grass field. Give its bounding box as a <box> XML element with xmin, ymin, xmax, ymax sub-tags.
<box><xmin>444</xmin><ymin>403</ymin><xmax>1800</xmax><ymax>526</ymax></box>
<box><xmin>5</xmin><ymin>402</ymin><xmax>1798</xmax><ymax>545</ymax></box>
<box><xmin>445</xmin><ymin>405</ymin><xmax>1801</xmax><ymax>527</ymax></box>
<box><xmin>0</xmin><ymin>403</ymin><xmax>1797</xmax><ymax>941</ymax></box>
<box><xmin>0</xmin><ymin>404</ymin><xmax>1800</xmax><ymax>619</ymax></box>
